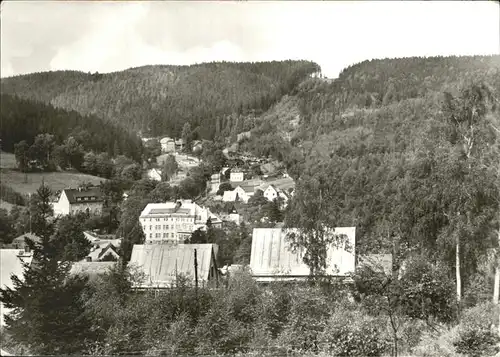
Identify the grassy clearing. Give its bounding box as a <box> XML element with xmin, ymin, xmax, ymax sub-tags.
<box><xmin>0</xmin><ymin>169</ymin><xmax>105</xmax><ymax>195</ymax></box>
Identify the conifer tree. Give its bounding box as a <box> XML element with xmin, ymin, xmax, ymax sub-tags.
<box><xmin>0</xmin><ymin>182</ymin><xmax>94</xmax><ymax>355</ymax></box>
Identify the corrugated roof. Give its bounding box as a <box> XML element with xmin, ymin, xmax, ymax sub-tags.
<box><xmin>64</xmin><ymin>187</ymin><xmax>103</xmax><ymax>204</ymax></box>
<box><xmin>129</xmin><ymin>244</ymin><xmax>218</xmax><ymax>288</ymax></box>
<box><xmin>250</xmin><ymin>227</ymin><xmax>356</xmax><ymax>280</ymax></box>
<box><xmin>357</xmin><ymin>254</ymin><xmax>393</xmax><ymax>275</ymax></box>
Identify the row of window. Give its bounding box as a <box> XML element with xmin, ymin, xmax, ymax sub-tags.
<box><xmin>75</xmin><ymin>196</ymin><xmax>98</xmax><ymax>201</ymax></box>
<box><xmin>150</xmin><ymin>233</ymin><xmax>176</xmax><ymax>238</ymax></box>
<box><xmin>145</xmin><ymin>224</ymin><xmax>193</xmax><ymax>231</ymax></box>
<box><xmin>143</xmin><ymin>216</ymin><xmax>201</xmax><ymax>222</ymax></box>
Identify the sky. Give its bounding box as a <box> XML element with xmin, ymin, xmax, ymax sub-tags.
<box><xmin>1</xmin><ymin>1</ymin><xmax>499</xmax><ymax>79</ymax></box>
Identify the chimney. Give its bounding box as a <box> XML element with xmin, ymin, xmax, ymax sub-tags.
<box><xmin>174</xmin><ymin>201</ymin><xmax>182</xmax><ymax>212</ymax></box>
<box><xmin>86</xmin><ymin>256</ymin><xmax>92</xmax><ymax>262</ymax></box>
<box><xmin>24</xmin><ymin>245</ymin><xmax>30</xmax><ymax>253</ymax></box>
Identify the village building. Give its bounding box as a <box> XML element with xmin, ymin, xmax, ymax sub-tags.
<box><xmin>129</xmin><ymin>243</ymin><xmax>220</xmax><ymax>288</ymax></box>
<box><xmin>249</xmin><ymin>227</ymin><xmax>356</xmax><ymax>282</ymax></box>
<box><xmin>210</xmin><ymin>173</ymin><xmax>221</xmax><ymax>194</ymax></box>
<box><xmin>1</xmin><ymin>248</ymin><xmax>33</xmax><ymax>326</ymax></box>
<box><xmin>51</xmin><ymin>187</ymin><xmax>103</xmax><ymax>216</ymax></box>
<box><xmin>222</xmin><ymin>184</ymin><xmax>256</xmax><ymax>203</ymax></box>
<box><xmin>10</xmin><ymin>232</ymin><xmax>41</xmax><ymax>250</ymax></box>
<box><xmin>147</xmin><ymin>168</ymin><xmax>162</xmax><ymax>181</ymax></box>
<box><xmin>220</xmin><ymin>206</ymin><xmax>241</xmax><ymax>225</ymax></box>
<box><xmin>230</xmin><ymin>171</ymin><xmax>245</xmax><ymax>182</ymax></box>
<box><xmin>160</xmin><ymin>137</ymin><xmax>176</xmax><ymax>153</ymax></box>
<box><xmin>139</xmin><ymin>200</ymin><xmax>222</xmax><ymax>244</ymax></box>
<box><xmin>83</xmin><ymin>239</ymin><xmax>121</xmax><ymax>262</ymax></box>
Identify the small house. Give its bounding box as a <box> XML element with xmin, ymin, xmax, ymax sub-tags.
<box><xmin>230</xmin><ymin>171</ymin><xmax>244</xmax><ymax>182</ymax></box>
<box><xmin>147</xmin><ymin>168</ymin><xmax>162</xmax><ymax>182</ymax></box>
<box><xmin>160</xmin><ymin>137</ymin><xmax>175</xmax><ymax>153</ymax></box>
<box><xmin>10</xmin><ymin>233</ymin><xmax>41</xmax><ymax>250</ymax></box>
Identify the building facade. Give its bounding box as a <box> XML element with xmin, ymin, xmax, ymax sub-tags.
<box><xmin>230</xmin><ymin>171</ymin><xmax>244</xmax><ymax>182</ymax></box>
<box><xmin>139</xmin><ymin>200</ymin><xmax>222</xmax><ymax>244</ymax></box>
<box><xmin>160</xmin><ymin>137</ymin><xmax>176</xmax><ymax>153</ymax></box>
<box><xmin>51</xmin><ymin>187</ymin><xmax>103</xmax><ymax>216</ymax></box>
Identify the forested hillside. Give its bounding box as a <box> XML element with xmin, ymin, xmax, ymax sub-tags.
<box><xmin>0</xmin><ymin>94</ymin><xmax>143</xmax><ymax>161</ymax></box>
<box><xmin>0</xmin><ymin>61</ymin><xmax>320</xmax><ymax>139</ymax></box>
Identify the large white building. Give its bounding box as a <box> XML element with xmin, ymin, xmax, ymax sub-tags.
<box><xmin>139</xmin><ymin>200</ymin><xmax>222</xmax><ymax>244</ymax></box>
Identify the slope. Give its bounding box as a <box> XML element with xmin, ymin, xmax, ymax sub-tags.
<box><xmin>0</xmin><ymin>61</ymin><xmax>321</xmax><ymax>139</ymax></box>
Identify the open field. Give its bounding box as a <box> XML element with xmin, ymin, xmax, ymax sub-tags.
<box><xmin>0</xmin><ymin>169</ymin><xmax>105</xmax><ymax>194</ymax></box>
<box><xmin>0</xmin><ymin>152</ymin><xmax>18</xmax><ymax>169</ymax></box>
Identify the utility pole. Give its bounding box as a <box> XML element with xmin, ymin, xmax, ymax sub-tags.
<box><xmin>194</xmin><ymin>249</ymin><xmax>199</xmax><ymax>296</ymax></box>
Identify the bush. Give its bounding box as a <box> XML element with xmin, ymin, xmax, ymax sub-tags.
<box><xmin>413</xmin><ymin>302</ymin><xmax>500</xmax><ymax>357</ymax></box>
<box><xmin>453</xmin><ymin>302</ymin><xmax>500</xmax><ymax>357</ymax></box>
<box><xmin>319</xmin><ymin>304</ymin><xmax>390</xmax><ymax>356</ymax></box>
<box><xmin>276</xmin><ymin>287</ymin><xmax>331</xmax><ymax>353</ymax></box>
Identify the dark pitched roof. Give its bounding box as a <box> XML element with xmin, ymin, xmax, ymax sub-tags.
<box><xmin>63</xmin><ymin>187</ymin><xmax>103</xmax><ymax>204</ymax></box>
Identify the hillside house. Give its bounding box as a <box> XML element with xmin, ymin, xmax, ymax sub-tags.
<box><xmin>237</xmin><ymin>131</ymin><xmax>251</xmax><ymax>142</ymax></box>
<box><xmin>51</xmin><ymin>187</ymin><xmax>103</xmax><ymax>216</ymax></box>
<box><xmin>222</xmin><ymin>185</ymin><xmax>255</xmax><ymax>203</ymax></box>
<box><xmin>210</xmin><ymin>173</ymin><xmax>221</xmax><ymax>194</ymax></box>
<box><xmin>10</xmin><ymin>233</ymin><xmax>41</xmax><ymax>250</ymax></box>
<box><xmin>147</xmin><ymin>168</ymin><xmax>162</xmax><ymax>181</ymax></box>
<box><xmin>230</xmin><ymin>171</ymin><xmax>245</xmax><ymax>182</ymax></box>
<box><xmin>220</xmin><ymin>206</ymin><xmax>241</xmax><ymax>225</ymax></box>
<box><xmin>84</xmin><ymin>239</ymin><xmax>121</xmax><ymax>262</ymax></box>
<box><xmin>160</xmin><ymin>137</ymin><xmax>175</xmax><ymax>153</ymax></box>
<box><xmin>129</xmin><ymin>243</ymin><xmax>220</xmax><ymax>288</ymax></box>
<box><xmin>1</xmin><ymin>249</ymin><xmax>33</xmax><ymax>326</ymax></box>
<box><xmin>249</xmin><ymin>227</ymin><xmax>356</xmax><ymax>282</ymax></box>
<box><xmin>139</xmin><ymin>200</ymin><xmax>222</xmax><ymax>244</ymax></box>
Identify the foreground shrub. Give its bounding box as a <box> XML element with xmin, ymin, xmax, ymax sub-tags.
<box><xmin>413</xmin><ymin>302</ymin><xmax>500</xmax><ymax>357</ymax></box>
<box><xmin>319</xmin><ymin>305</ymin><xmax>390</xmax><ymax>356</ymax></box>
<box><xmin>276</xmin><ymin>287</ymin><xmax>331</xmax><ymax>353</ymax></box>
<box><xmin>453</xmin><ymin>302</ymin><xmax>500</xmax><ymax>357</ymax></box>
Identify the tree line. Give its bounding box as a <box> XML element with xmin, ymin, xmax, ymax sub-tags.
<box><xmin>1</xmin><ymin>93</ymin><xmax>144</xmax><ymax>162</ymax></box>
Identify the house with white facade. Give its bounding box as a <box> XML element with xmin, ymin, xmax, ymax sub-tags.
<box><xmin>139</xmin><ymin>200</ymin><xmax>222</xmax><ymax>244</ymax></box>
<box><xmin>210</xmin><ymin>173</ymin><xmax>221</xmax><ymax>194</ymax></box>
<box><xmin>160</xmin><ymin>137</ymin><xmax>176</xmax><ymax>153</ymax></box>
<box><xmin>230</xmin><ymin>171</ymin><xmax>245</xmax><ymax>182</ymax></box>
<box><xmin>51</xmin><ymin>187</ymin><xmax>103</xmax><ymax>216</ymax></box>
<box><xmin>147</xmin><ymin>168</ymin><xmax>162</xmax><ymax>181</ymax></box>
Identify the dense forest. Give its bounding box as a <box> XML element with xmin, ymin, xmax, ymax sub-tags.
<box><xmin>0</xmin><ymin>60</ymin><xmax>321</xmax><ymax>139</ymax></box>
<box><xmin>0</xmin><ymin>94</ymin><xmax>144</xmax><ymax>162</ymax></box>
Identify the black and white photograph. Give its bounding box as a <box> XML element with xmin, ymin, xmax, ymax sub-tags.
<box><xmin>0</xmin><ymin>1</ymin><xmax>499</xmax><ymax>356</ymax></box>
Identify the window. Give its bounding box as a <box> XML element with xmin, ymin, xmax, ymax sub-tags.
<box><xmin>163</xmin><ymin>233</ymin><xmax>167</xmax><ymax>238</ymax></box>
<box><xmin>149</xmin><ymin>233</ymin><xmax>152</xmax><ymax>238</ymax></box>
<box><xmin>149</xmin><ymin>225</ymin><xmax>152</xmax><ymax>230</ymax></box>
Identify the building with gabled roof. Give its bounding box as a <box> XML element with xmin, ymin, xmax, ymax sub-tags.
<box><xmin>10</xmin><ymin>232</ymin><xmax>41</xmax><ymax>250</ymax></box>
<box><xmin>147</xmin><ymin>168</ymin><xmax>162</xmax><ymax>182</ymax></box>
<box><xmin>129</xmin><ymin>243</ymin><xmax>219</xmax><ymax>288</ymax></box>
<box><xmin>249</xmin><ymin>227</ymin><xmax>356</xmax><ymax>282</ymax></box>
<box><xmin>51</xmin><ymin>186</ymin><xmax>103</xmax><ymax>216</ymax></box>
